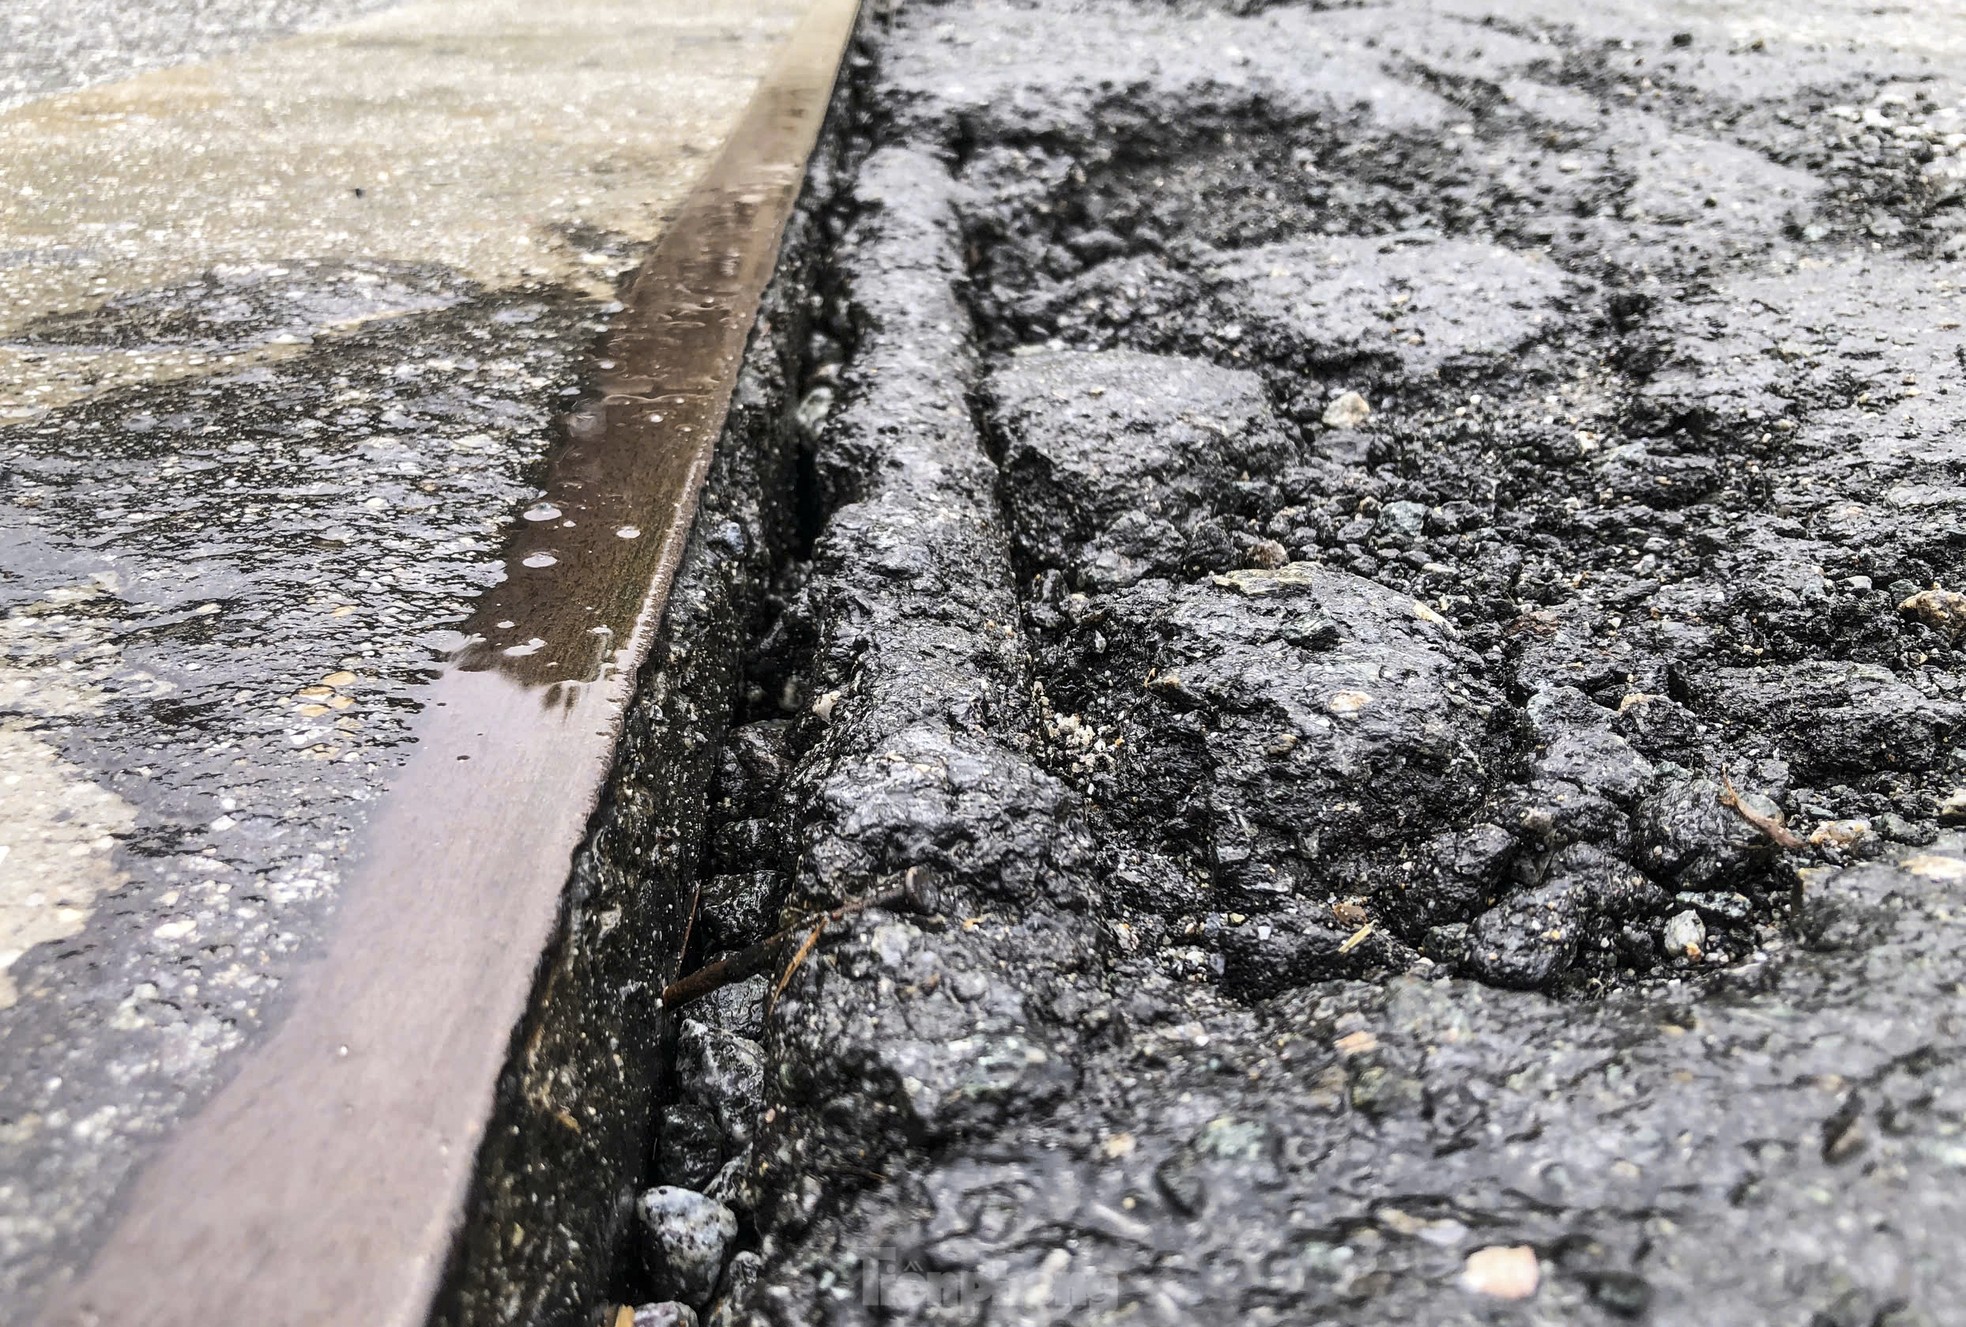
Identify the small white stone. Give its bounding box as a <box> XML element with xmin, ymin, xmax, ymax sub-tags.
<box><xmin>1902</xmin><ymin>854</ymin><xmax>1966</xmax><ymax>884</ymax></box>
<box><xmin>1461</xmin><ymin>1245</ymin><xmax>1539</xmax><ymax>1299</ymax></box>
<box><xmin>1807</xmin><ymin>818</ymin><xmax>1873</xmax><ymax>850</ymax></box>
<box><xmin>636</xmin><ymin>1187</ymin><xmax>736</xmax><ymax>1305</ymax></box>
<box><xmin>871</xmin><ymin>921</ymin><xmax>917</xmax><ymax>969</ymax></box>
<box><xmin>1662</xmin><ymin>909</ymin><xmax>1705</xmax><ymax>959</ymax></box>
<box><xmin>1322</xmin><ymin>391</ymin><xmax>1372</xmax><ymax>429</ymax></box>
<box><xmin>1937</xmin><ymin>788</ymin><xmax>1966</xmax><ymax>824</ymax></box>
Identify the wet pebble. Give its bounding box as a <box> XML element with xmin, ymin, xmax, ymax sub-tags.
<box><xmin>1423</xmin><ymin>922</ymin><xmax>1470</xmax><ymax>965</ymax></box>
<box><xmin>1153</xmin><ymin>1150</ymin><xmax>1206</xmax><ymax>1216</ymax></box>
<box><xmin>1899</xmin><ymin>587</ymin><xmax>1966</xmax><ymax>634</ymax></box>
<box><xmin>1247</xmin><ymin>536</ymin><xmax>1288</xmax><ymax>568</ymax></box>
<box><xmin>704</xmin><ymin>1149</ymin><xmax>754</xmax><ymax>1213</ymax></box>
<box><xmin>1661</xmin><ymin>909</ymin><xmax>1706</xmax><ymax>959</ymax></box>
<box><xmin>698</xmin><ymin>976</ymin><xmax>768</xmax><ymax>1040</ymax></box>
<box><xmin>1322</xmin><ymin>390</ymin><xmax>1372</xmax><ymax>428</ymax></box>
<box><xmin>636</xmin><ymin>1186</ymin><xmax>737</xmax><ymax>1307</ymax></box>
<box><xmin>707</xmin><ymin>1251</ymin><xmax>763</xmax><ymax>1327</ymax></box>
<box><xmin>1808</xmin><ymin>819</ymin><xmax>1875</xmax><ymax>853</ymax></box>
<box><xmin>796</xmin><ymin>385</ymin><xmax>835</xmax><ymax>434</ymax></box>
<box><xmin>1877</xmin><ymin>812</ymin><xmax>1934</xmax><ymax>845</ymax></box>
<box><xmin>1673</xmin><ymin>890</ymin><xmax>1752</xmax><ymax>923</ymax></box>
<box><xmin>1379</xmin><ymin>500</ymin><xmax>1427</xmax><ymax>539</ymax></box>
<box><xmin>700</xmin><ymin>872</ymin><xmax>773</xmax><ymax>948</ymax></box>
<box><xmin>1466</xmin><ymin>881</ymin><xmax>1582</xmax><ymax>988</ymax></box>
<box><xmin>657</xmin><ymin>1104</ymin><xmax>725</xmax><ymax>1191</ymax></box>
<box><xmin>1636</xmin><ymin>777</ymin><xmax>1774</xmax><ymax>889</ymax></box>
<box><xmin>677</xmin><ymin>1021</ymin><xmax>765</xmax><ymax>1152</ymax></box>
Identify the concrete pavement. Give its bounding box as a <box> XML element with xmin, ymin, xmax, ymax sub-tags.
<box><xmin>1</xmin><ymin>0</ymin><xmax>398</xmax><ymax>111</ymax></box>
<box><xmin>0</xmin><ymin>1</ymin><xmax>812</xmax><ymax>1319</ymax></box>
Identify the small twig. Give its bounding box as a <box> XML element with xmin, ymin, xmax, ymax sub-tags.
<box><xmin>1337</xmin><ymin>922</ymin><xmax>1374</xmax><ymax>954</ymax></box>
<box><xmin>825</xmin><ymin>1163</ymin><xmax>890</xmax><ymax>1184</ymax></box>
<box><xmin>676</xmin><ymin>883</ymin><xmax>702</xmax><ymax>974</ymax></box>
<box><xmin>658</xmin><ymin>931</ymin><xmax>789</xmax><ymax>1012</ymax></box>
<box><xmin>1719</xmin><ymin>773</ymin><xmax>1806</xmax><ymax>851</ymax></box>
<box><xmin>658</xmin><ymin>869</ymin><xmax>930</xmax><ymax>1013</ymax></box>
<box><xmin>768</xmin><ymin>918</ymin><xmax>828</xmax><ymax>1019</ymax></box>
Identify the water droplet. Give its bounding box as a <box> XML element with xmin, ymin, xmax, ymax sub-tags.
<box><xmin>522</xmin><ymin>502</ymin><xmax>561</xmax><ymax>522</ymax></box>
<box><xmin>522</xmin><ymin>552</ymin><xmax>558</xmax><ymax>569</ymax></box>
<box><xmin>615</xmin><ymin>525</ymin><xmax>641</xmax><ymax>539</ymax></box>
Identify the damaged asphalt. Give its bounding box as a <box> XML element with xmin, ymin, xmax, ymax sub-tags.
<box><xmin>621</xmin><ymin>0</ymin><xmax>1966</xmax><ymax>1324</ymax></box>
<box><xmin>6</xmin><ymin>0</ymin><xmax>1966</xmax><ymax>1323</ymax></box>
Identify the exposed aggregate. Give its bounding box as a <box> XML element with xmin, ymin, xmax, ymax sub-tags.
<box><xmin>632</xmin><ymin>0</ymin><xmax>1966</xmax><ymax>1323</ymax></box>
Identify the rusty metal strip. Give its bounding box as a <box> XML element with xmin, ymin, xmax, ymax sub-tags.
<box><xmin>38</xmin><ymin>1</ymin><xmax>861</xmax><ymax>1323</ymax></box>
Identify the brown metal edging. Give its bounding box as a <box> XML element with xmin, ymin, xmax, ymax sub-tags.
<box><xmin>37</xmin><ymin>1</ymin><xmax>862</xmax><ymax>1322</ymax></box>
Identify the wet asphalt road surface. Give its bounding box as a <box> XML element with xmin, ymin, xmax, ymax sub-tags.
<box><xmin>617</xmin><ymin>1</ymin><xmax>1966</xmax><ymax>1324</ymax></box>
<box><xmin>0</xmin><ymin>2</ymin><xmax>808</xmax><ymax>1319</ymax></box>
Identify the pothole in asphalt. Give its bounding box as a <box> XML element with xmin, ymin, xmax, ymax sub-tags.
<box><xmin>613</xmin><ymin>4</ymin><xmax>1966</xmax><ymax>1323</ymax></box>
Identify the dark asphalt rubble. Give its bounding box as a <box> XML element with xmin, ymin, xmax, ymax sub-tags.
<box><xmin>634</xmin><ymin>0</ymin><xmax>1966</xmax><ymax>1322</ymax></box>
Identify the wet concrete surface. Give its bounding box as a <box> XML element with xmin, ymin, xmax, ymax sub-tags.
<box><xmin>0</xmin><ymin>2</ymin><xmax>812</xmax><ymax>1320</ymax></box>
<box><xmin>0</xmin><ymin>0</ymin><xmax>403</xmax><ymax>111</ymax></box>
<box><xmin>616</xmin><ymin>1</ymin><xmax>1966</xmax><ymax>1324</ymax></box>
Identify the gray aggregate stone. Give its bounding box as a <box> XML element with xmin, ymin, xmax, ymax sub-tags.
<box><xmin>635</xmin><ymin>1187</ymin><xmax>737</xmax><ymax>1308</ymax></box>
<box><xmin>629</xmin><ymin>1303</ymin><xmax>698</xmax><ymax>1327</ymax></box>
